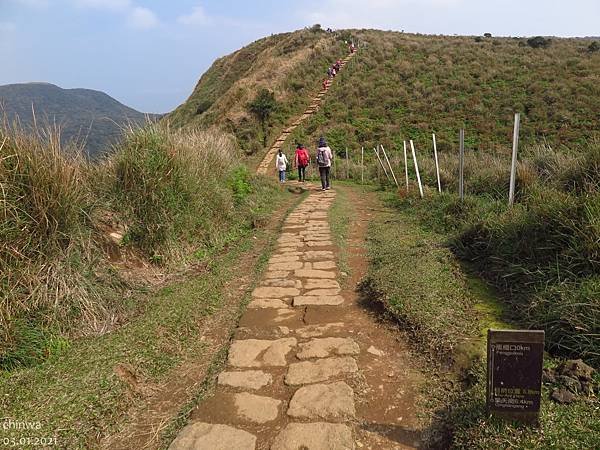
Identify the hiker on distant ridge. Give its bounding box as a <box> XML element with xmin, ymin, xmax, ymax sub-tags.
<box><xmin>316</xmin><ymin>137</ymin><xmax>333</xmax><ymax>191</ymax></box>
<box><xmin>323</xmin><ymin>78</ymin><xmax>329</xmax><ymax>90</ymax></box>
<box><xmin>327</xmin><ymin>67</ymin><xmax>333</xmax><ymax>78</ymax></box>
<box><xmin>294</xmin><ymin>143</ymin><xmax>310</xmax><ymax>183</ymax></box>
<box><xmin>275</xmin><ymin>149</ymin><xmax>289</xmax><ymax>183</ymax></box>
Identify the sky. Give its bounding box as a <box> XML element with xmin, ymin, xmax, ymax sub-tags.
<box><xmin>1</xmin><ymin>0</ymin><xmax>599</xmax><ymax>113</ymax></box>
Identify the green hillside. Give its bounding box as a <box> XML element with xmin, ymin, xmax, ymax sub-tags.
<box><xmin>290</xmin><ymin>30</ymin><xmax>600</xmax><ymax>152</ymax></box>
<box><xmin>0</xmin><ymin>82</ymin><xmax>158</xmax><ymax>156</ymax></box>
<box><xmin>167</xmin><ymin>27</ymin><xmax>352</xmax><ymax>159</ymax></box>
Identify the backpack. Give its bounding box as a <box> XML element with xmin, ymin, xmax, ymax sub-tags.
<box><xmin>316</xmin><ymin>148</ymin><xmax>328</xmax><ymax>167</ymax></box>
<box><xmin>298</xmin><ymin>149</ymin><xmax>309</xmax><ymax>167</ymax></box>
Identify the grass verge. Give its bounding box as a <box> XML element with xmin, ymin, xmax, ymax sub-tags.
<box><xmin>363</xmin><ymin>190</ymin><xmax>600</xmax><ymax>449</ymax></box>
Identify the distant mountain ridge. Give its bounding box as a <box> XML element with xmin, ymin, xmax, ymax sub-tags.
<box><xmin>0</xmin><ymin>82</ymin><xmax>158</xmax><ymax>156</ymax></box>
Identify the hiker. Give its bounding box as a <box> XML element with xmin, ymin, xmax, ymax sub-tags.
<box><xmin>316</xmin><ymin>137</ymin><xmax>333</xmax><ymax>191</ymax></box>
<box><xmin>331</xmin><ymin>67</ymin><xmax>337</xmax><ymax>77</ymax></box>
<box><xmin>322</xmin><ymin>78</ymin><xmax>329</xmax><ymax>90</ymax></box>
<box><xmin>275</xmin><ymin>149</ymin><xmax>289</xmax><ymax>183</ymax></box>
<box><xmin>294</xmin><ymin>143</ymin><xmax>310</xmax><ymax>182</ymax></box>
<box><xmin>327</xmin><ymin>67</ymin><xmax>333</xmax><ymax>78</ymax></box>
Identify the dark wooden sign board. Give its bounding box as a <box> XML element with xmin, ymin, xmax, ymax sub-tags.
<box><xmin>487</xmin><ymin>329</ymin><xmax>545</xmax><ymax>425</ymax></box>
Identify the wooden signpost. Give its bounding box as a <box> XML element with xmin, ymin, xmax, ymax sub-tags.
<box><xmin>487</xmin><ymin>329</ymin><xmax>545</xmax><ymax>425</ymax></box>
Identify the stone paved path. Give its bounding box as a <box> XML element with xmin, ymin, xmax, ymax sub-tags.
<box><xmin>256</xmin><ymin>51</ymin><xmax>356</xmax><ymax>176</ymax></box>
<box><xmin>169</xmin><ymin>186</ymin><xmax>423</xmax><ymax>449</ymax></box>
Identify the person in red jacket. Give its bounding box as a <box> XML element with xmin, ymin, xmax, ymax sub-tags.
<box><xmin>294</xmin><ymin>143</ymin><xmax>310</xmax><ymax>182</ymax></box>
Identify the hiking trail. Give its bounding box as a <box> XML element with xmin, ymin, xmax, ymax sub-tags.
<box><xmin>256</xmin><ymin>51</ymin><xmax>356</xmax><ymax>176</ymax></box>
<box><xmin>168</xmin><ymin>185</ymin><xmax>425</xmax><ymax>449</ymax></box>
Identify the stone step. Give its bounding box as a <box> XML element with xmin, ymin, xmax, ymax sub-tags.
<box><xmin>271</xmin><ymin>423</ymin><xmax>353</xmax><ymax>450</ymax></box>
<box><xmin>287</xmin><ymin>381</ymin><xmax>356</xmax><ymax>421</ymax></box>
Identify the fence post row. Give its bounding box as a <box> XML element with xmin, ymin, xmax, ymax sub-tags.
<box><xmin>410</xmin><ymin>140</ymin><xmax>424</xmax><ymax>198</ymax></box>
<box><xmin>380</xmin><ymin>144</ymin><xmax>399</xmax><ymax>188</ymax></box>
<box><xmin>459</xmin><ymin>129</ymin><xmax>465</xmax><ymax>202</ymax></box>
<box><xmin>508</xmin><ymin>113</ymin><xmax>521</xmax><ymax>206</ymax></box>
<box><xmin>433</xmin><ymin>133</ymin><xmax>441</xmax><ymax>193</ymax></box>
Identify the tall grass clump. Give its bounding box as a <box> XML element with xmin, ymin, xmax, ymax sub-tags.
<box><xmin>1</xmin><ymin>121</ymin><xmax>274</xmax><ymax>371</ymax></box>
<box><xmin>0</xmin><ymin>125</ymin><xmax>104</xmax><ymax>369</ymax></box>
<box><xmin>97</xmin><ymin>123</ymin><xmax>240</xmax><ymax>260</ymax></box>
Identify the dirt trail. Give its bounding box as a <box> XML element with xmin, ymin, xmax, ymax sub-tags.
<box><xmin>168</xmin><ymin>184</ymin><xmax>427</xmax><ymax>449</ymax></box>
<box><xmin>256</xmin><ymin>52</ymin><xmax>356</xmax><ymax>176</ymax></box>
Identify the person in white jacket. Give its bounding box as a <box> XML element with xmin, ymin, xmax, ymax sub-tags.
<box><xmin>275</xmin><ymin>150</ymin><xmax>289</xmax><ymax>183</ymax></box>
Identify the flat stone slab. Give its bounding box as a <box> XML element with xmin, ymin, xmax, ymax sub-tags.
<box><xmin>287</xmin><ymin>382</ymin><xmax>356</xmax><ymax>420</ymax></box>
<box><xmin>297</xmin><ymin>338</ymin><xmax>360</xmax><ymax>359</ymax></box>
<box><xmin>303</xmin><ymin>251</ymin><xmax>335</xmax><ymax>261</ymax></box>
<box><xmin>285</xmin><ymin>357</ymin><xmax>359</xmax><ymax>385</ymax></box>
<box><xmin>229</xmin><ymin>338</ymin><xmax>297</xmax><ymax>367</ymax></box>
<box><xmin>218</xmin><ymin>370</ymin><xmax>272</xmax><ymax>390</ymax></box>
<box><xmin>271</xmin><ymin>423</ymin><xmax>353</xmax><ymax>450</ymax></box>
<box><xmin>306</xmin><ymin>241</ymin><xmax>334</xmax><ymax>247</ymax></box>
<box><xmin>261</xmin><ymin>279</ymin><xmax>302</xmax><ymax>288</ymax></box>
<box><xmin>234</xmin><ymin>392</ymin><xmax>281</xmax><ymax>423</ymax></box>
<box><xmin>303</xmin><ymin>288</ymin><xmax>341</xmax><ymax>296</ymax></box>
<box><xmin>304</xmin><ymin>279</ymin><xmax>341</xmax><ymax>290</ymax></box>
<box><xmin>269</xmin><ymin>255</ymin><xmax>300</xmax><ymax>263</ymax></box>
<box><xmin>265</xmin><ymin>271</ymin><xmax>290</xmax><ymax>279</ymax></box>
<box><xmin>248</xmin><ymin>298</ymin><xmax>289</xmax><ymax>309</ymax></box>
<box><xmin>293</xmin><ymin>295</ymin><xmax>344</xmax><ymax>306</ymax></box>
<box><xmin>169</xmin><ymin>423</ymin><xmax>256</xmax><ymax>450</ymax></box>
<box><xmin>252</xmin><ymin>287</ymin><xmax>300</xmax><ymax>298</ymax></box>
<box><xmin>313</xmin><ymin>261</ymin><xmax>337</xmax><ymax>270</ymax></box>
<box><xmin>296</xmin><ymin>323</ymin><xmax>345</xmax><ymax>338</ymax></box>
<box><xmin>268</xmin><ymin>261</ymin><xmax>304</xmax><ymax>271</ymax></box>
<box><xmin>294</xmin><ymin>269</ymin><xmax>336</xmax><ymax>279</ymax></box>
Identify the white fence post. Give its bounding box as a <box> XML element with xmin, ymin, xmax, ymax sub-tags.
<box><xmin>361</xmin><ymin>146</ymin><xmax>364</xmax><ymax>184</ymax></box>
<box><xmin>459</xmin><ymin>129</ymin><xmax>465</xmax><ymax>201</ymax></box>
<box><xmin>433</xmin><ymin>133</ymin><xmax>441</xmax><ymax>193</ymax></box>
<box><xmin>403</xmin><ymin>140</ymin><xmax>409</xmax><ymax>192</ymax></box>
<box><xmin>410</xmin><ymin>140</ymin><xmax>424</xmax><ymax>198</ymax></box>
<box><xmin>380</xmin><ymin>144</ymin><xmax>399</xmax><ymax>188</ymax></box>
<box><xmin>374</xmin><ymin>146</ymin><xmax>391</xmax><ymax>181</ymax></box>
<box><xmin>508</xmin><ymin>113</ymin><xmax>521</xmax><ymax>206</ymax></box>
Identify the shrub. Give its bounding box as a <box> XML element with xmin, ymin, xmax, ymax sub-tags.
<box><xmin>588</xmin><ymin>41</ymin><xmax>600</xmax><ymax>53</ymax></box>
<box><xmin>527</xmin><ymin>36</ymin><xmax>551</xmax><ymax>49</ymax></box>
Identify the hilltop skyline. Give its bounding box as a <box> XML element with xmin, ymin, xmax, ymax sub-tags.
<box><xmin>2</xmin><ymin>0</ymin><xmax>599</xmax><ymax>112</ymax></box>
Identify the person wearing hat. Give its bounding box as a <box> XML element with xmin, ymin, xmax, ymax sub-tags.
<box><xmin>315</xmin><ymin>137</ymin><xmax>333</xmax><ymax>190</ymax></box>
<box><xmin>294</xmin><ymin>143</ymin><xmax>310</xmax><ymax>182</ymax></box>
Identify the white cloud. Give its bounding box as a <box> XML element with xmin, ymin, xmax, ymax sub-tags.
<box><xmin>72</xmin><ymin>0</ymin><xmax>131</xmax><ymax>11</ymax></box>
<box><xmin>129</xmin><ymin>6</ymin><xmax>159</xmax><ymax>29</ymax></box>
<box><xmin>70</xmin><ymin>0</ymin><xmax>160</xmax><ymax>29</ymax></box>
<box><xmin>177</xmin><ymin>5</ymin><xmax>210</xmax><ymax>26</ymax></box>
<box><xmin>302</xmin><ymin>0</ymin><xmax>464</xmax><ymax>29</ymax></box>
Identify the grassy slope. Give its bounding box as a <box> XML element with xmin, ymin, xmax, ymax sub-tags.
<box><xmin>364</xmin><ymin>191</ymin><xmax>600</xmax><ymax>449</ymax></box>
<box><xmin>292</xmin><ymin>30</ymin><xmax>600</xmax><ymax>154</ymax></box>
<box><xmin>167</xmin><ymin>28</ymin><xmax>353</xmax><ymax>161</ymax></box>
